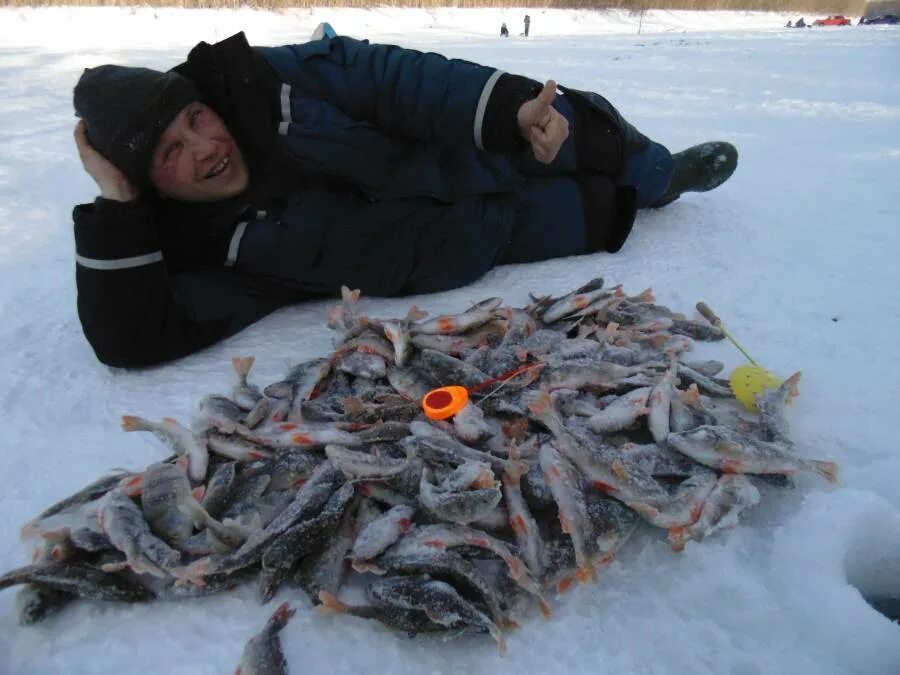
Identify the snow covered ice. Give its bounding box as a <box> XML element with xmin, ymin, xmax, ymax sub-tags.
<box><xmin>1</xmin><ymin>7</ymin><xmax>899</xmax><ymax>674</ymax></box>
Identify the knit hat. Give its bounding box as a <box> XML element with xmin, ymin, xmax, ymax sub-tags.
<box><xmin>73</xmin><ymin>65</ymin><xmax>201</xmax><ymax>190</ymax></box>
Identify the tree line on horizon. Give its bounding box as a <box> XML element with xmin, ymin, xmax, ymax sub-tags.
<box><xmin>6</xmin><ymin>0</ymin><xmax>866</xmax><ymax>18</ymax></box>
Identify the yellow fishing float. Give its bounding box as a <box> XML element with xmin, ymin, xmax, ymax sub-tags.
<box><xmin>696</xmin><ymin>302</ymin><xmax>793</xmax><ymax>412</ymax></box>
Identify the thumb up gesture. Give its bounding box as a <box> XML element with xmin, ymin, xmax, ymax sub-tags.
<box><xmin>516</xmin><ymin>80</ymin><xmax>569</xmax><ymax>165</ymax></box>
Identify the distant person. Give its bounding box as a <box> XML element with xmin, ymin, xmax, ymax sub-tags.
<box><xmin>523</xmin><ymin>14</ymin><xmax>531</xmax><ymax>37</ymax></box>
<box><xmin>500</xmin><ymin>22</ymin><xmax>509</xmax><ymax>38</ymax></box>
<box><xmin>71</xmin><ymin>31</ymin><xmax>738</xmax><ymax>366</ymax></box>
<box><xmin>795</xmin><ymin>17</ymin><xmax>806</xmax><ymax>27</ymax></box>
<box><xmin>785</xmin><ymin>20</ymin><xmax>792</xmax><ymax>27</ymax></box>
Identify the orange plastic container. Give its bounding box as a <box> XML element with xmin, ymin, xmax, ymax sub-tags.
<box><xmin>422</xmin><ymin>386</ymin><xmax>470</xmax><ymax>420</ymax></box>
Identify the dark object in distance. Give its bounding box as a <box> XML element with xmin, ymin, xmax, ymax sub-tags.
<box><xmin>861</xmin><ymin>14</ymin><xmax>899</xmax><ymax>24</ymax></box>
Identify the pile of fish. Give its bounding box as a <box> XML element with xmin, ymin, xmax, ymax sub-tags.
<box><xmin>2</xmin><ymin>279</ymin><xmax>839</xmax><ymax>667</ymax></box>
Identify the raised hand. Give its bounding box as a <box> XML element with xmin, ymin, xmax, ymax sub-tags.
<box><xmin>74</xmin><ymin>121</ymin><xmax>139</xmax><ymax>202</ymax></box>
<box><xmin>516</xmin><ymin>80</ymin><xmax>569</xmax><ymax>165</ymax></box>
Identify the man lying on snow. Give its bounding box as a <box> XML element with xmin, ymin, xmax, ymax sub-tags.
<box><xmin>72</xmin><ymin>31</ymin><xmax>738</xmax><ymax>368</ymax></box>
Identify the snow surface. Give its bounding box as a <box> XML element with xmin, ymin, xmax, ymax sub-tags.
<box><xmin>1</xmin><ymin>7</ymin><xmax>899</xmax><ymax>674</ymax></box>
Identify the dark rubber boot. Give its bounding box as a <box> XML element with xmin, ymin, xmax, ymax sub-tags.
<box><xmin>651</xmin><ymin>141</ymin><xmax>738</xmax><ymax>208</ymax></box>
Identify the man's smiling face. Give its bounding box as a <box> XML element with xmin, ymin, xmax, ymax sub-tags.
<box><xmin>149</xmin><ymin>102</ymin><xmax>249</xmax><ymax>202</ymax></box>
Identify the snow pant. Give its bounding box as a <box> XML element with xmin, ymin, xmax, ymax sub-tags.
<box><xmin>500</xmin><ymin>93</ymin><xmax>674</xmax><ymax>265</ymax></box>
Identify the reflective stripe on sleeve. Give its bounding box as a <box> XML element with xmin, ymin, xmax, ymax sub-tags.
<box><xmin>75</xmin><ymin>251</ymin><xmax>163</xmax><ymax>271</ymax></box>
<box><xmin>281</xmin><ymin>83</ymin><xmax>293</xmax><ymax>123</ymax></box>
<box><xmin>473</xmin><ymin>70</ymin><xmax>504</xmax><ymax>151</ymax></box>
<box><xmin>225</xmin><ymin>221</ymin><xmax>249</xmax><ymax>268</ymax></box>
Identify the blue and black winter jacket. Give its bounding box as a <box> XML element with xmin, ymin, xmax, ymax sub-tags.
<box><xmin>73</xmin><ymin>33</ymin><xmax>641</xmax><ymax>367</ymax></box>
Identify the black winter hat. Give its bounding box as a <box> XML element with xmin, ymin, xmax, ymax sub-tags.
<box><xmin>73</xmin><ymin>65</ymin><xmax>201</xmax><ymax>190</ymax></box>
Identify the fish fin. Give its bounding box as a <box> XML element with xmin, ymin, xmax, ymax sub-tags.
<box><xmin>538</xmin><ymin>598</ymin><xmax>553</xmax><ymax>619</ymax></box>
<box><xmin>681</xmin><ymin>384</ymin><xmax>701</xmax><ymax>406</ymax></box>
<box><xmin>611</xmin><ymin>459</ymin><xmax>630</xmax><ymax>481</ymax></box>
<box><xmin>173</xmin><ymin>558</ymin><xmax>209</xmax><ymax>587</ymax></box>
<box><xmin>628</xmin><ymin>502</ymin><xmax>660</xmax><ymax>520</ymax></box>
<box><xmin>318</xmin><ymin>591</ymin><xmax>349</xmax><ymax>613</ymax></box>
<box><xmin>118</xmin><ymin>474</ymin><xmax>145</xmax><ymax>497</ymax></box>
<box><xmin>191</xmin><ymin>486</ymin><xmax>206</xmax><ymax>502</ymax></box>
<box><xmin>813</xmin><ymin>461</ymin><xmax>839</xmax><ymax>484</ymax></box>
<box><xmin>524</xmin><ymin>388</ymin><xmax>553</xmax><ymax>419</ymax></box>
<box><xmin>668</xmin><ymin>527</ymin><xmax>688</xmax><ymax>552</ymax></box>
<box><xmin>720</xmin><ymin>459</ymin><xmax>744</xmax><ymax>474</ymax></box>
<box><xmin>575</xmin><ymin>564</ymin><xmax>597</xmax><ymax>584</ymax></box>
<box><xmin>648</xmin><ymin>335</ymin><xmax>669</xmax><ymax>350</ymax></box>
<box><xmin>120</xmin><ymin>415</ymin><xmax>149</xmax><ymax>431</ymax></box>
<box><xmin>595</xmin><ymin>552</ymin><xmax>615</xmax><ymax>566</ymax></box>
<box><xmin>556</xmin><ymin>577</ymin><xmax>574</xmax><ymax>593</ymax></box>
<box><xmin>503</xmin><ymin>454</ymin><xmax>525</xmax><ymax>485</ymax></box>
<box><xmin>342</xmin><ymin>397</ymin><xmax>365</xmax><ymax>416</ymax></box>
<box><xmin>351</xmin><ymin>561</ymin><xmax>386</xmax><ymax>575</ymax></box>
<box><xmin>39</xmin><ymin>529</ymin><xmax>69</xmax><ymax>543</ymax></box>
<box><xmin>473</xmin><ymin>469</ymin><xmax>498</xmax><ymax>490</ymax></box>
<box><xmin>716</xmin><ymin>441</ymin><xmax>744</xmax><ymax>457</ymax></box>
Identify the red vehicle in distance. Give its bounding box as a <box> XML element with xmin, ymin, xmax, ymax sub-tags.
<box><xmin>813</xmin><ymin>15</ymin><xmax>852</xmax><ymax>26</ymax></box>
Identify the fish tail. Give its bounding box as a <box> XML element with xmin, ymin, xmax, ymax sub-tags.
<box><xmin>231</xmin><ymin>356</ymin><xmax>255</xmax><ymax>378</ymax></box>
<box><xmin>19</xmin><ymin>520</ymin><xmax>39</xmax><ymax>540</ymax></box>
<box><xmin>406</xmin><ymin>305</ymin><xmax>427</xmax><ymax>322</ymax></box>
<box><xmin>268</xmin><ymin>602</ymin><xmax>296</xmax><ymax>630</ymax></box>
<box><xmin>784</xmin><ymin>371</ymin><xmax>802</xmax><ymax>399</ymax></box>
<box><xmin>635</xmin><ymin>288</ymin><xmax>654</xmax><ymax>302</ymax></box>
<box><xmin>813</xmin><ymin>461</ymin><xmax>840</xmax><ymax>484</ymax></box>
<box><xmin>668</xmin><ymin>527</ymin><xmax>688</xmax><ymax>552</ymax></box>
<box><xmin>491</xmin><ymin>626</ymin><xmax>507</xmax><ymax>656</ymax></box>
<box><xmin>318</xmin><ymin>591</ymin><xmax>349</xmax><ymax>613</ymax></box>
<box><xmin>120</xmin><ymin>415</ymin><xmax>150</xmax><ymax>431</ymax></box>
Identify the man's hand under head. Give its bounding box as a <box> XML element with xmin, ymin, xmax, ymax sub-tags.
<box><xmin>517</xmin><ymin>80</ymin><xmax>569</xmax><ymax>165</ymax></box>
<box><xmin>74</xmin><ymin>121</ymin><xmax>139</xmax><ymax>203</ymax></box>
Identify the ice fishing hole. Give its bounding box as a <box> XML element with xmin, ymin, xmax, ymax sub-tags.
<box><xmin>844</xmin><ymin>517</ymin><xmax>900</xmax><ymax>623</ymax></box>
